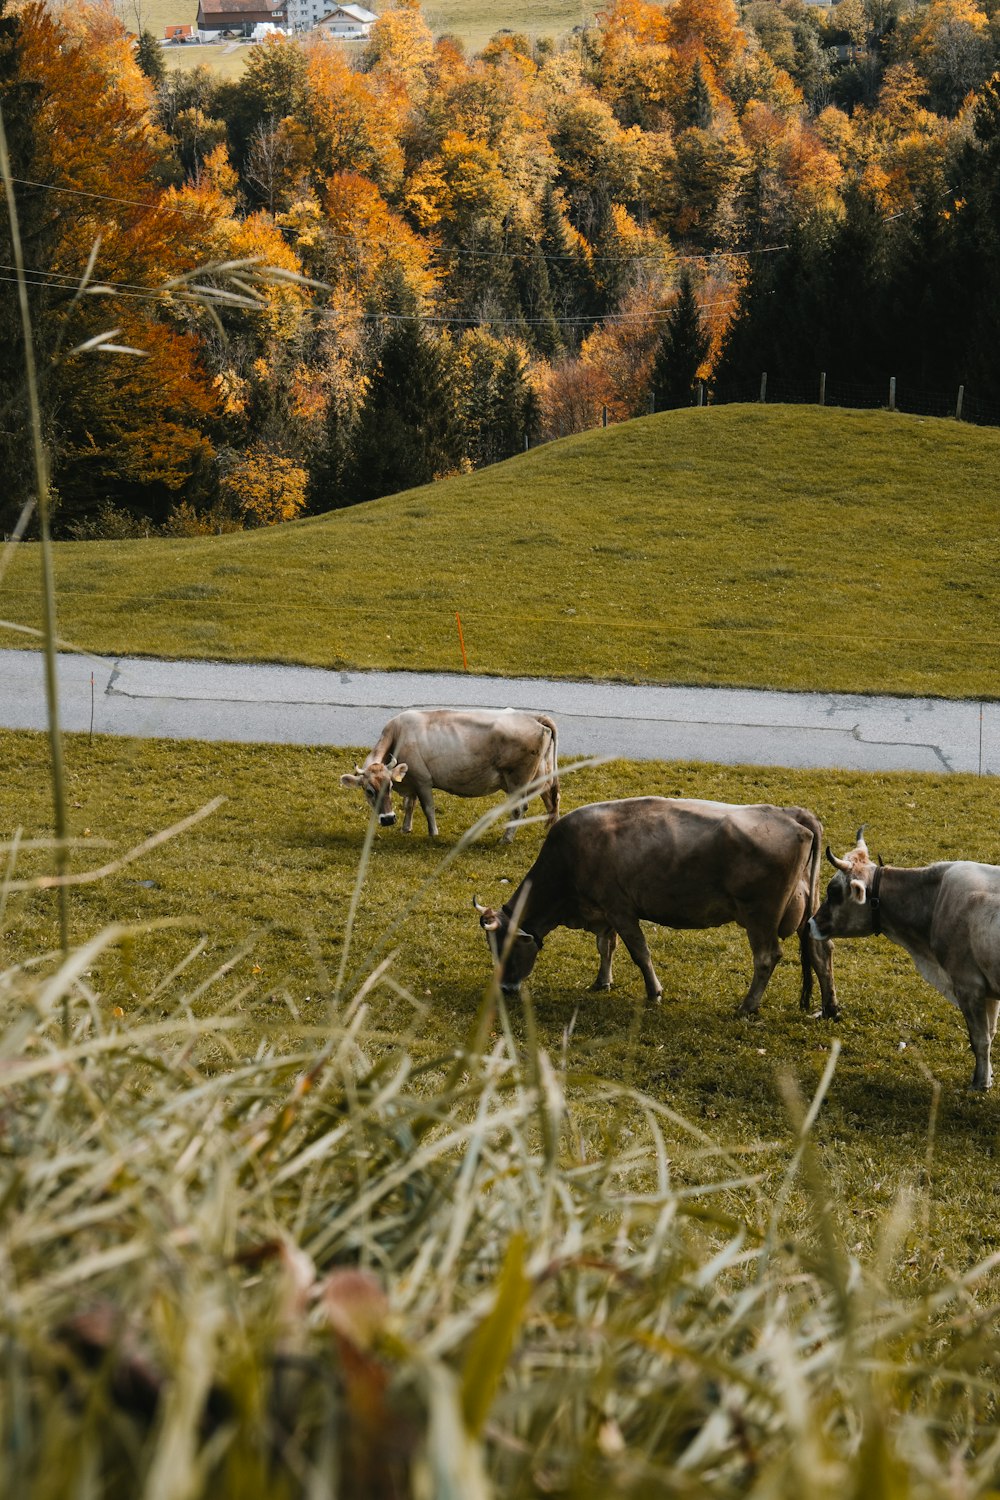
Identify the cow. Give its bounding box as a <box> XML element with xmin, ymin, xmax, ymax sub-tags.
<box><xmin>810</xmin><ymin>828</ymin><xmax>1000</xmax><ymax>1090</ymax></box>
<box><xmin>474</xmin><ymin>796</ymin><xmax>838</xmax><ymax>1017</ymax></box>
<box><xmin>340</xmin><ymin>708</ymin><xmax>559</xmax><ymax>842</ymax></box>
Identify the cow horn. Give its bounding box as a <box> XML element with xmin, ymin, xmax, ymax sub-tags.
<box><xmin>877</xmin><ymin>853</ymin><xmax>885</xmax><ymax>867</ymax></box>
<box><xmin>385</xmin><ymin>753</ymin><xmax>396</xmax><ymax>768</ymax></box>
<box><xmin>855</xmin><ymin>823</ymin><xmax>867</xmax><ymax>843</ymax></box>
<box><xmin>826</xmin><ymin>845</ymin><xmax>851</xmax><ymax>872</ymax></box>
<box><xmin>472</xmin><ymin>895</ymin><xmax>488</xmax><ymax>914</ymax></box>
<box><xmin>354</xmin><ymin>763</ymin><xmax>364</xmax><ymax>776</ymax></box>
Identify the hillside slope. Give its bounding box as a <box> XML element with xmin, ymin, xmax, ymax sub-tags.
<box><xmin>7</xmin><ymin>405</ymin><xmax>1000</xmax><ymax>698</ymax></box>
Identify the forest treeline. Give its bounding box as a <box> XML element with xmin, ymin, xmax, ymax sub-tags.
<box><xmin>3</xmin><ymin>0</ymin><xmax>1000</xmax><ymax>534</ymax></box>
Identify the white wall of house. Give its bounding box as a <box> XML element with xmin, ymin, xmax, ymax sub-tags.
<box><xmin>288</xmin><ymin>1</ymin><xmax>374</xmax><ymax>34</ymax></box>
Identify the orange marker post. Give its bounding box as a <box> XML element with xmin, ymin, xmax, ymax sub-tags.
<box><xmin>455</xmin><ymin>611</ymin><xmax>469</xmax><ymax>671</ymax></box>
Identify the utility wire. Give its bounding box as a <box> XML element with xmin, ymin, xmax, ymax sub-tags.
<box><xmin>8</xmin><ymin>174</ymin><xmax>791</xmax><ymax>264</ymax></box>
<box><xmin>0</xmin><ymin>263</ymin><xmax>736</xmax><ymax>324</ymax></box>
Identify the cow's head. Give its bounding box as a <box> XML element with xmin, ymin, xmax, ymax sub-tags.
<box><xmin>473</xmin><ymin>896</ymin><xmax>540</xmax><ymax>994</ymax></box>
<box><xmin>340</xmin><ymin>758</ymin><xmax>408</xmax><ymax>826</ymax></box>
<box><xmin>809</xmin><ymin>825</ymin><xmax>880</xmax><ymax>940</ymax></box>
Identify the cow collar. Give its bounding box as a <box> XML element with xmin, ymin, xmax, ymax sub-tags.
<box><xmin>869</xmin><ymin>863</ymin><xmax>884</xmax><ymax>936</ymax></box>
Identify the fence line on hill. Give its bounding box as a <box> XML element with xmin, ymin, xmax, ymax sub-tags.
<box><xmin>536</xmin><ymin>373</ymin><xmax>1000</xmax><ymax>447</ymax></box>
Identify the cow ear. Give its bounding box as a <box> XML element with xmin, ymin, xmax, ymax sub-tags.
<box><xmin>390</xmin><ymin>762</ymin><xmax>408</xmax><ymax>782</ymax></box>
<box><xmin>340</xmin><ymin>773</ymin><xmax>363</xmax><ymax>788</ymax></box>
<box><xmin>848</xmin><ymin>878</ymin><xmax>867</xmax><ymax>904</ymax></box>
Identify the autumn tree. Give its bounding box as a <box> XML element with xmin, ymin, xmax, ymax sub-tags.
<box><xmin>0</xmin><ymin>0</ymin><xmax>50</xmax><ymax>530</ymax></box>
<box><xmin>219</xmin><ymin>445</ymin><xmax>308</xmax><ymax>525</ymax></box>
<box><xmin>5</xmin><ymin>1</ymin><xmax>218</xmax><ymax>529</ymax></box>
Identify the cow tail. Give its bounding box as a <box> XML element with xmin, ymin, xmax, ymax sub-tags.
<box><xmin>536</xmin><ymin>714</ymin><xmax>560</xmax><ymax>818</ymax></box>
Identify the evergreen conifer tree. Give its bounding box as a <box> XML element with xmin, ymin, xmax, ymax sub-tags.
<box><xmin>650</xmin><ymin>269</ymin><xmax>710</xmax><ymax>410</ymax></box>
<box><xmin>685</xmin><ymin>60</ymin><xmax>714</xmax><ymax>129</ymax></box>
<box><xmin>347</xmin><ymin>315</ymin><xmax>465</xmax><ymax>502</ymax></box>
<box><xmin>538</xmin><ymin>182</ymin><xmax>599</xmax><ymax>335</ymax></box>
<box><xmin>136</xmin><ymin>30</ymin><xmax>166</xmax><ymax>85</ymax></box>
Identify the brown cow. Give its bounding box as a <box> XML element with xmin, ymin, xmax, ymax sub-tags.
<box><xmin>341</xmin><ymin>708</ymin><xmax>559</xmax><ymax>841</ymax></box>
<box><xmin>810</xmin><ymin>827</ymin><xmax>1000</xmax><ymax>1089</ymax></box>
<box><xmin>475</xmin><ymin>796</ymin><xmax>838</xmax><ymax>1015</ymax></box>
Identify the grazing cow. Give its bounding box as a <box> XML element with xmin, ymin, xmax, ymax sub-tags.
<box><xmin>810</xmin><ymin>828</ymin><xmax>1000</xmax><ymax>1090</ymax></box>
<box><xmin>474</xmin><ymin>796</ymin><xmax>838</xmax><ymax>1016</ymax></box>
<box><xmin>341</xmin><ymin>708</ymin><xmax>559</xmax><ymax>841</ymax></box>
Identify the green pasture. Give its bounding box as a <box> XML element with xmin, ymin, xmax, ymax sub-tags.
<box><xmin>423</xmin><ymin>0</ymin><xmax>595</xmax><ymax>51</ymax></box>
<box><xmin>7</xmin><ymin>725</ymin><xmax>1000</xmax><ymax>1273</ymax></box>
<box><xmin>124</xmin><ymin>0</ymin><xmax>591</xmax><ymax>70</ymax></box>
<box><xmin>12</xmin><ymin>405</ymin><xmax>1000</xmax><ymax>700</ymax></box>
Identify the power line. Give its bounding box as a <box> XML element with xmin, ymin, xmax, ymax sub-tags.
<box><xmin>9</xmin><ymin>175</ymin><xmax>216</xmax><ymax>221</ymax></box>
<box><xmin>8</xmin><ymin>173</ymin><xmax>791</xmax><ymax>265</ymax></box>
<box><xmin>0</xmin><ymin>262</ymin><xmax>735</xmax><ymax>325</ymax></box>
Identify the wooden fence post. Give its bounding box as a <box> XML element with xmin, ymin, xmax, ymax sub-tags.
<box><xmin>649</xmin><ymin>391</ymin><xmax>655</xmax><ymax>415</ymax></box>
<box><xmin>696</xmin><ymin>382</ymin><xmax>704</xmax><ymax>407</ymax></box>
<box><xmin>819</xmin><ymin>371</ymin><xmax>826</xmax><ymax>406</ymax></box>
<box><xmin>889</xmin><ymin>376</ymin><xmax>896</xmax><ymax>411</ymax></box>
<box><xmin>602</xmin><ymin>405</ymin><xmax>608</xmax><ymax>428</ymax></box>
<box><xmin>956</xmin><ymin>384</ymin><xmax>965</xmax><ymax>420</ymax></box>
<box><xmin>759</xmin><ymin>372</ymin><xmax>767</xmax><ymax>403</ymax></box>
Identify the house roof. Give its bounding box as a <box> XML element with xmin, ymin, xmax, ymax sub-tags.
<box><xmin>199</xmin><ymin>0</ymin><xmax>284</xmax><ymax>16</ymax></box>
<box><xmin>321</xmin><ymin>4</ymin><xmax>377</xmax><ymax>21</ymax></box>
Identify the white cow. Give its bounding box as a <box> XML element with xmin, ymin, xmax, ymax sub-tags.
<box><xmin>810</xmin><ymin>828</ymin><xmax>1000</xmax><ymax>1089</ymax></box>
<box><xmin>341</xmin><ymin>708</ymin><xmax>559</xmax><ymax>841</ymax></box>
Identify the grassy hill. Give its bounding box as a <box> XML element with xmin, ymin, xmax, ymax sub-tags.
<box><xmin>10</xmin><ymin>405</ymin><xmax>1000</xmax><ymax>699</ymax></box>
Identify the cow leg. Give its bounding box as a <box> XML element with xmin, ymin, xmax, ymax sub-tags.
<box><xmin>414</xmin><ymin>783</ymin><xmax>438</xmax><ymax>837</ymax></box>
<box><xmin>957</xmin><ymin>990</ymin><xmax>997</xmax><ymax>1090</ymax></box>
<box><xmin>540</xmin><ymin>781</ymin><xmax>560</xmax><ymax>828</ymax></box>
<box><xmin>501</xmin><ymin>799</ymin><xmax>525</xmax><ymax>844</ymax></box>
<box><xmin>590</xmin><ymin>928</ymin><xmax>618</xmax><ymax>991</ymax></box>
<box><xmin>809</xmin><ymin>933</ymin><xmax>839</xmax><ymax>1020</ymax></box>
<box><xmin>736</xmin><ymin>928</ymin><xmax>782</xmax><ymax>1017</ymax></box>
<box><xmin>613</xmin><ymin>918</ymin><xmax>662</xmax><ymax>1002</ymax></box>
<box><xmin>401</xmin><ymin>794</ymin><xmax>416</xmax><ymax>835</ymax></box>
<box><xmin>499</xmin><ymin>775</ymin><xmax>529</xmax><ymax>843</ymax></box>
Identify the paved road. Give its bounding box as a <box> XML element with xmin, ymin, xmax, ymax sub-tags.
<box><xmin>2</xmin><ymin>648</ymin><xmax>997</xmax><ymax>775</ymax></box>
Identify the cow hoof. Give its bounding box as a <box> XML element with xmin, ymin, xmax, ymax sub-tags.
<box><xmin>824</xmin><ymin>1004</ymin><xmax>841</xmax><ymax>1022</ymax></box>
<box><xmin>589</xmin><ymin>980</ymin><xmax>612</xmax><ymax>992</ymax></box>
<box><xmin>646</xmin><ymin>989</ymin><xmax>663</xmax><ymax>1004</ymax></box>
<box><xmin>737</xmin><ymin>1004</ymin><xmax>761</xmax><ymax>1020</ymax></box>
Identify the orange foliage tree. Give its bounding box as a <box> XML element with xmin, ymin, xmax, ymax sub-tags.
<box><xmin>9</xmin><ymin>1</ymin><xmax>219</xmax><ymax>526</ymax></box>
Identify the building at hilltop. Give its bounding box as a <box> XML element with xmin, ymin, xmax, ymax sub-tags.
<box><xmin>196</xmin><ymin>0</ymin><xmax>287</xmax><ymax>36</ymax></box>
<box><xmin>287</xmin><ymin>1</ymin><xmax>375</xmax><ymax>36</ymax></box>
